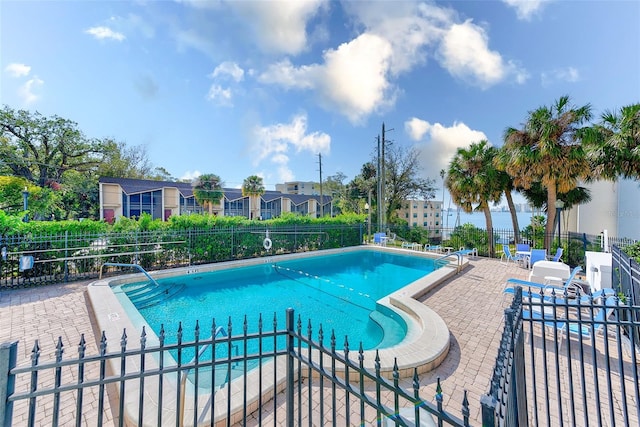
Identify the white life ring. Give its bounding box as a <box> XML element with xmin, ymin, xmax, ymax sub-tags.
<box><xmin>263</xmin><ymin>237</ymin><xmax>272</xmax><ymax>251</ymax></box>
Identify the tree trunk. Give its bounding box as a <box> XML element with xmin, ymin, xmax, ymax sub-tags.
<box><xmin>505</xmin><ymin>190</ymin><xmax>520</xmax><ymax>243</ymax></box>
<box><xmin>482</xmin><ymin>202</ymin><xmax>495</xmax><ymax>257</ymax></box>
<box><xmin>545</xmin><ymin>184</ymin><xmax>557</xmax><ymax>251</ymax></box>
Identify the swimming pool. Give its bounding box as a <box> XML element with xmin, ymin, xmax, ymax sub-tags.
<box><xmin>116</xmin><ymin>250</ymin><xmax>440</xmax><ymax>353</ymax></box>
<box><xmin>87</xmin><ymin>246</ymin><xmax>459</xmax><ymax>425</ymax></box>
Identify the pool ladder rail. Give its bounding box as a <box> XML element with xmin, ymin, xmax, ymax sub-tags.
<box><xmin>179</xmin><ymin>326</ymin><xmax>240</xmax><ymax>426</ymax></box>
<box><xmin>100</xmin><ymin>262</ymin><xmax>185</xmax><ymax>309</ymax></box>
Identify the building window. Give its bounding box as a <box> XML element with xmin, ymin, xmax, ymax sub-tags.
<box><xmin>435</xmin><ymin>213</ymin><xmax>439</xmax><ymax>217</ymax></box>
<box><xmin>413</xmin><ymin>204</ymin><xmax>417</xmax><ymax>209</ymax></box>
<box><xmin>413</xmin><ymin>222</ymin><xmax>417</xmax><ymax>227</ymax></box>
<box><xmin>413</xmin><ymin>213</ymin><xmax>417</xmax><ymax>218</ymax></box>
<box><xmin>435</xmin><ymin>221</ymin><xmax>439</xmax><ymax>226</ymax></box>
<box><xmin>423</xmin><ymin>221</ymin><xmax>428</xmax><ymax>227</ymax></box>
<box><xmin>423</xmin><ymin>213</ymin><xmax>428</xmax><ymax>217</ymax></box>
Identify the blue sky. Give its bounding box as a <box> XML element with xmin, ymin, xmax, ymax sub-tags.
<box><xmin>2</xmin><ymin>0</ymin><xmax>639</xmax><ymax>194</ymax></box>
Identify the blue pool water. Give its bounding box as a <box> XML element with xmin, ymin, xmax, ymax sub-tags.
<box><xmin>116</xmin><ymin>250</ymin><xmax>439</xmax><ymax>387</ymax></box>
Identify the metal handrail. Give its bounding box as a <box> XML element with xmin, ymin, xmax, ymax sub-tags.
<box><xmin>435</xmin><ymin>251</ymin><xmax>464</xmax><ymax>272</ymax></box>
<box><xmin>179</xmin><ymin>326</ymin><xmax>229</xmax><ymax>427</ymax></box>
<box><xmin>99</xmin><ymin>262</ymin><xmax>160</xmax><ymax>288</ymax></box>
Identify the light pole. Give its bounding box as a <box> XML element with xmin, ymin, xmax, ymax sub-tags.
<box><xmin>22</xmin><ymin>186</ymin><xmax>29</xmax><ymax>222</ymax></box>
<box><xmin>555</xmin><ymin>199</ymin><xmax>564</xmax><ymax>247</ymax></box>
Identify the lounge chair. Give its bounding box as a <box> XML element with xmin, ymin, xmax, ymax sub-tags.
<box><xmin>546</xmin><ymin>247</ymin><xmax>564</xmax><ymax>262</ymax></box>
<box><xmin>504</xmin><ymin>266</ymin><xmax>583</xmax><ymax>296</ymax></box>
<box><xmin>456</xmin><ymin>247</ymin><xmax>478</xmax><ymax>258</ymax></box>
<box><xmin>424</xmin><ymin>244</ymin><xmax>442</xmax><ymax>253</ymax></box>
<box><xmin>523</xmin><ymin>296</ymin><xmax>620</xmax><ymax>350</ymax></box>
<box><xmin>516</xmin><ymin>243</ymin><xmax>531</xmax><ymax>252</ymax></box>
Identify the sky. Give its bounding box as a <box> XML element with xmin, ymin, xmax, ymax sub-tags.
<box><xmin>2</xmin><ymin>0</ymin><xmax>639</xmax><ymax>198</ymax></box>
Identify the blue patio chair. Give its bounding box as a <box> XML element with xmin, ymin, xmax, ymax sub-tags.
<box><xmin>373</xmin><ymin>232</ymin><xmax>387</xmax><ymax>246</ymax></box>
<box><xmin>547</xmin><ymin>247</ymin><xmax>564</xmax><ymax>262</ymax></box>
<box><xmin>516</xmin><ymin>243</ymin><xmax>531</xmax><ymax>252</ymax></box>
<box><xmin>501</xmin><ymin>245</ymin><xmax>523</xmax><ymax>264</ymax></box>
<box><xmin>528</xmin><ymin>248</ymin><xmax>547</xmax><ymax>268</ymax></box>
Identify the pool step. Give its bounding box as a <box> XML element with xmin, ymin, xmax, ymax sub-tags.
<box><xmin>369</xmin><ymin>310</ymin><xmax>405</xmax><ymax>349</ymax></box>
<box><xmin>126</xmin><ymin>283</ymin><xmax>185</xmax><ymax>309</ymax></box>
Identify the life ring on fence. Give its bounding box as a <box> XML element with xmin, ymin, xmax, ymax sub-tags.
<box><xmin>263</xmin><ymin>237</ymin><xmax>273</xmax><ymax>251</ymax></box>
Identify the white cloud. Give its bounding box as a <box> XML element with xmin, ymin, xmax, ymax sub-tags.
<box><xmin>206</xmin><ymin>85</ymin><xmax>233</xmax><ymax>105</ymax></box>
<box><xmin>541</xmin><ymin>66</ymin><xmax>580</xmax><ymax>86</ymax></box>
<box><xmin>259</xmin><ymin>59</ymin><xmax>317</xmax><ymax>90</ymax></box>
<box><xmin>405</xmin><ymin>119</ymin><xmax>488</xmax><ymax>176</ymax></box>
<box><xmin>17</xmin><ymin>76</ymin><xmax>44</xmax><ymax>104</ymax></box>
<box><xmin>405</xmin><ymin>117</ymin><xmax>431</xmax><ymax>141</ymax></box>
<box><xmin>210</xmin><ymin>61</ymin><xmax>245</xmax><ymax>82</ymax></box>
<box><xmin>258</xmin><ymin>2</ymin><xmax>524</xmax><ymax>123</ymax></box>
<box><xmin>5</xmin><ymin>63</ymin><xmax>31</xmax><ymax>77</ymax></box>
<box><xmin>85</xmin><ymin>26</ymin><xmax>125</xmax><ymax>41</ymax></box>
<box><xmin>259</xmin><ymin>33</ymin><xmax>395</xmax><ymax>124</ymax></box>
<box><xmin>249</xmin><ymin>114</ymin><xmax>330</xmax><ymax>180</ymax></box>
<box><xmin>502</xmin><ymin>0</ymin><xmax>550</xmax><ymax>21</ymax></box>
<box><xmin>180</xmin><ymin>170</ymin><xmax>202</xmax><ymax>182</ymax></box>
<box><xmin>228</xmin><ymin>0</ymin><xmax>327</xmax><ymax>55</ymax></box>
<box><xmin>437</xmin><ymin>20</ymin><xmax>508</xmax><ymax>89</ymax></box>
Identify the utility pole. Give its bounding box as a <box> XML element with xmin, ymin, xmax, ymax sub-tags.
<box><xmin>377</xmin><ymin>134</ymin><xmax>382</xmax><ymax>231</ymax></box>
<box><xmin>380</xmin><ymin>122</ymin><xmax>393</xmax><ymax>230</ymax></box>
<box><xmin>318</xmin><ymin>153</ymin><xmax>323</xmax><ymax>218</ymax></box>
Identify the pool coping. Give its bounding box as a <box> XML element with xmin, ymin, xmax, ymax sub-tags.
<box><xmin>86</xmin><ymin>245</ymin><xmax>467</xmax><ymax>425</ymax></box>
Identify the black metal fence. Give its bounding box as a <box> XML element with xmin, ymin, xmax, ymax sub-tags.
<box><xmin>0</xmin><ymin>224</ymin><xmax>363</xmax><ymax>289</ymax></box>
<box><xmin>484</xmin><ymin>271</ymin><xmax>640</xmax><ymax>426</ymax></box>
<box><xmin>612</xmin><ymin>245</ymin><xmax>640</xmax><ymax>346</ymax></box>
<box><xmin>1</xmin><ymin>309</ymin><xmax>472</xmax><ymax>427</ymax></box>
<box><xmin>390</xmin><ymin>223</ymin><xmax>634</xmax><ymax>266</ymax></box>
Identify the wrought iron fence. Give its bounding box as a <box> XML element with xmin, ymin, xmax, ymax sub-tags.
<box><xmin>483</xmin><ymin>283</ymin><xmax>640</xmax><ymax>426</ymax></box>
<box><xmin>1</xmin><ymin>309</ymin><xmax>472</xmax><ymax>427</ymax></box>
<box><xmin>0</xmin><ymin>224</ymin><xmax>363</xmax><ymax>289</ymax></box>
<box><xmin>612</xmin><ymin>245</ymin><xmax>640</xmax><ymax>345</ymax></box>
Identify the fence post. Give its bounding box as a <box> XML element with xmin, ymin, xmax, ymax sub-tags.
<box><xmin>0</xmin><ymin>341</ymin><xmax>18</xmax><ymax>427</ymax></box>
<box><xmin>480</xmin><ymin>394</ymin><xmax>497</xmax><ymax>427</ymax></box>
<box><xmin>64</xmin><ymin>231</ymin><xmax>69</xmax><ymax>282</ymax></box>
<box><xmin>285</xmin><ymin>308</ymin><xmax>294</xmax><ymax>427</ymax></box>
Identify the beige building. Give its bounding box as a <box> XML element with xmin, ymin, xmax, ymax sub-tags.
<box><xmin>99</xmin><ymin>177</ymin><xmax>332</xmax><ymax>223</ymax></box>
<box><xmin>397</xmin><ymin>199</ymin><xmax>444</xmax><ymax>237</ymax></box>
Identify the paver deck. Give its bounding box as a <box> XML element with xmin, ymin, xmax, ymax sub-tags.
<box><xmin>3</xmin><ymin>256</ymin><xmax>629</xmax><ymax>425</ymax></box>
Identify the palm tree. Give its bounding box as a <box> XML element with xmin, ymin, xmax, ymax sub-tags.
<box><xmin>495</xmin><ymin>95</ymin><xmax>592</xmax><ymax>250</ymax></box>
<box><xmin>446</xmin><ymin>140</ymin><xmax>503</xmax><ymax>257</ymax></box>
<box><xmin>242</xmin><ymin>175</ymin><xmax>265</xmax><ymax>220</ymax></box>
<box><xmin>494</xmin><ymin>147</ymin><xmax>521</xmax><ymax>243</ymax></box>
<box><xmin>192</xmin><ymin>173</ymin><xmax>224</xmax><ymax>215</ymax></box>
<box><xmin>583</xmin><ymin>103</ymin><xmax>640</xmax><ymax>180</ymax></box>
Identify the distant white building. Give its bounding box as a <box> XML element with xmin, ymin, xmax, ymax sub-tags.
<box><xmin>565</xmin><ymin>178</ymin><xmax>640</xmax><ymax>240</ymax></box>
<box><xmin>275</xmin><ymin>181</ymin><xmax>321</xmax><ymax>196</ymax></box>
